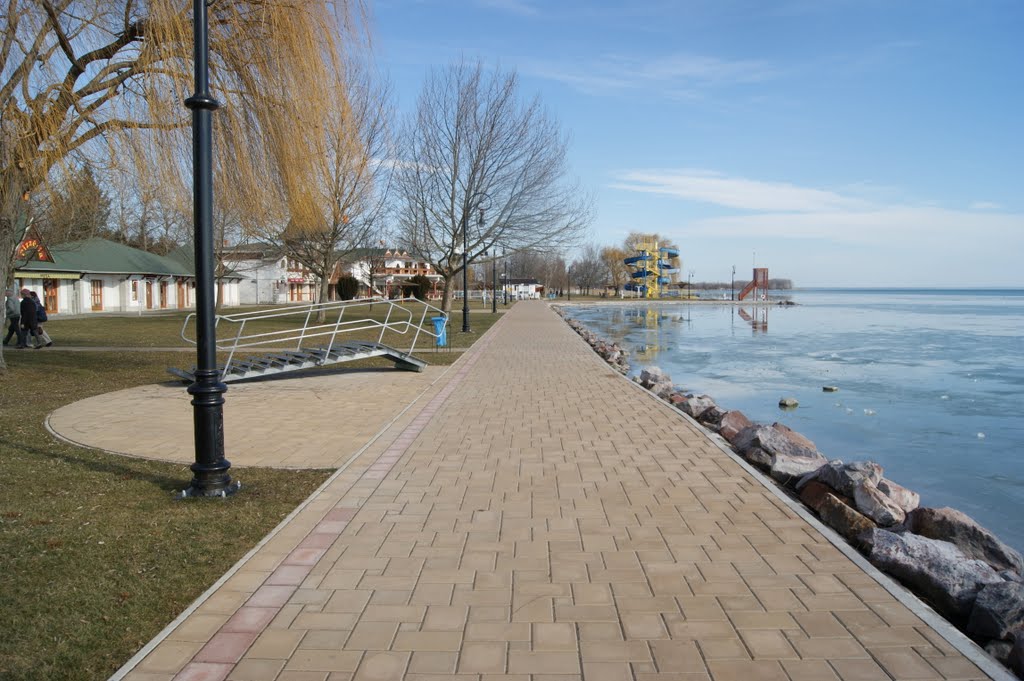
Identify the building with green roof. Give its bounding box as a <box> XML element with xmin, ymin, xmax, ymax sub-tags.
<box><xmin>13</xmin><ymin>238</ymin><xmax>241</xmax><ymax>315</ymax></box>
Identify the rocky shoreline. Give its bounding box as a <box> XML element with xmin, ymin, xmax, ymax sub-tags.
<box><xmin>558</xmin><ymin>308</ymin><xmax>1024</xmax><ymax>679</ymax></box>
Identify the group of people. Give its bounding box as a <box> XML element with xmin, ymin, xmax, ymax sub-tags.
<box><xmin>3</xmin><ymin>288</ymin><xmax>53</xmax><ymax>349</ymax></box>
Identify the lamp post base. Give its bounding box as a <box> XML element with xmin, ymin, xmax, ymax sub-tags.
<box><xmin>179</xmin><ymin>479</ymin><xmax>242</xmax><ymax>499</ymax></box>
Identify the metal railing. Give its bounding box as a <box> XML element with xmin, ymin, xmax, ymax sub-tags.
<box><xmin>180</xmin><ymin>297</ymin><xmax>448</xmax><ymax>377</ymax></box>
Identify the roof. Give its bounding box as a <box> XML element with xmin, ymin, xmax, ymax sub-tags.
<box><xmin>506</xmin><ymin>278</ymin><xmax>540</xmax><ymax>285</ymax></box>
<box><xmin>18</xmin><ymin>238</ymin><xmax>194</xmax><ymax>277</ymax></box>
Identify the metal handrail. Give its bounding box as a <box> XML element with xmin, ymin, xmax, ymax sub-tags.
<box><xmin>180</xmin><ymin>297</ymin><xmax>449</xmax><ymax>378</ymax></box>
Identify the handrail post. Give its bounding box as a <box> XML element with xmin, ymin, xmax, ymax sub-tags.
<box><xmin>327</xmin><ymin>303</ymin><xmax>346</xmax><ymax>353</ymax></box>
<box><xmin>409</xmin><ymin>301</ymin><xmax>426</xmax><ymax>354</ymax></box>
<box><xmin>379</xmin><ymin>302</ymin><xmax>394</xmax><ymax>344</ymax></box>
<box><xmin>223</xmin><ymin>318</ymin><xmax>244</xmax><ymax>377</ymax></box>
<box><xmin>297</xmin><ymin>306</ymin><xmax>314</xmax><ymax>349</ymax></box>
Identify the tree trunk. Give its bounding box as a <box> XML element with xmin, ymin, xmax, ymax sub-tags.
<box><xmin>440</xmin><ymin>275</ymin><xmax>454</xmax><ymax>313</ymax></box>
<box><xmin>1</xmin><ymin>172</ymin><xmax>32</xmax><ymax>375</ymax></box>
<box><xmin>317</xmin><ymin>274</ymin><xmax>331</xmax><ymax>323</ymax></box>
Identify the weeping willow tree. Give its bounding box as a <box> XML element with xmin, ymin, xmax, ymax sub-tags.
<box><xmin>0</xmin><ymin>0</ymin><xmax>366</xmax><ymax>373</ymax></box>
<box><xmin>258</xmin><ymin>60</ymin><xmax>393</xmax><ymax>322</ymax></box>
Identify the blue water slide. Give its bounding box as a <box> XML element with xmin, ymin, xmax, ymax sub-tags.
<box><xmin>631</xmin><ymin>270</ymin><xmax>656</xmax><ymax>278</ymax></box>
<box><xmin>657</xmin><ymin>277</ymin><xmax>671</xmax><ymax>285</ymax></box>
<box><xmin>656</xmin><ymin>260</ymin><xmax>676</xmax><ymax>268</ymax></box>
<box><xmin>623</xmin><ymin>254</ymin><xmax>651</xmax><ymax>265</ymax></box>
<box><xmin>660</xmin><ymin>267</ymin><xmax>680</xmax><ymax>275</ymax></box>
<box><xmin>624</xmin><ymin>283</ymin><xmax>646</xmax><ymax>292</ymax></box>
<box><xmin>659</xmin><ymin>247</ymin><xmax>680</xmax><ymax>257</ymax></box>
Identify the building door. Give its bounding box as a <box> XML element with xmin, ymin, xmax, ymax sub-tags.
<box><xmin>43</xmin><ymin>279</ymin><xmax>58</xmax><ymax>314</ymax></box>
<box><xmin>90</xmin><ymin>280</ymin><xmax>103</xmax><ymax>311</ymax></box>
<box><xmin>159</xmin><ymin>282</ymin><xmax>168</xmax><ymax>308</ymax></box>
<box><xmin>177</xmin><ymin>280</ymin><xmax>185</xmax><ymax>308</ymax></box>
<box><xmin>145</xmin><ymin>281</ymin><xmax>153</xmax><ymax>309</ymax></box>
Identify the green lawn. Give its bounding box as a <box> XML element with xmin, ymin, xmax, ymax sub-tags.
<box><xmin>40</xmin><ymin>299</ymin><xmax>506</xmax><ymax>351</ymax></box>
<box><xmin>0</xmin><ymin>302</ymin><xmax>507</xmax><ymax>680</ymax></box>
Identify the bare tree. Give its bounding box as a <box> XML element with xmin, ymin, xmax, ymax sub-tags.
<box><xmin>569</xmin><ymin>244</ymin><xmax>604</xmax><ymax>294</ymax></box>
<box><xmin>600</xmin><ymin>246</ymin><xmax>630</xmax><ymax>295</ymax></box>
<box><xmin>394</xmin><ymin>60</ymin><xmax>592</xmax><ymax>313</ymax></box>
<box><xmin>0</xmin><ymin>1</ymin><xmax>366</xmax><ymax>372</ymax></box>
<box><xmin>33</xmin><ymin>165</ymin><xmax>112</xmax><ymax>244</ymax></box>
<box><xmin>261</xmin><ymin>66</ymin><xmax>392</xmax><ymax>320</ymax></box>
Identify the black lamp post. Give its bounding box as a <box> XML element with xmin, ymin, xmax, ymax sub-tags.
<box><xmin>567</xmin><ymin>264</ymin><xmax>572</xmax><ymax>301</ymax></box>
<box><xmin>491</xmin><ymin>248</ymin><xmax>498</xmax><ymax>314</ymax></box>
<box><xmin>502</xmin><ymin>249</ymin><xmax>508</xmax><ymax>305</ymax></box>
<box><xmin>731</xmin><ymin>265</ymin><xmax>736</xmax><ymax>301</ymax></box>
<box><xmin>461</xmin><ymin>208</ymin><xmax>471</xmax><ymax>333</ymax></box>
<box><xmin>182</xmin><ymin>0</ymin><xmax>237</xmax><ymax>497</ymax></box>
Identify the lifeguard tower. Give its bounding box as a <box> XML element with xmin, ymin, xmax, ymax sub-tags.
<box><xmin>737</xmin><ymin>267</ymin><xmax>769</xmax><ymax>301</ymax></box>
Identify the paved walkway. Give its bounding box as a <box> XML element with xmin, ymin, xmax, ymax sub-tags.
<box><xmin>115</xmin><ymin>302</ymin><xmax>995</xmax><ymax>681</ymax></box>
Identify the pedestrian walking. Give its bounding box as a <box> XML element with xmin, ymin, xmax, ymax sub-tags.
<box><xmin>28</xmin><ymin>290</ymin><xmax>53</xmax><ymax>347</ymax></box>
<box><xmin>3</xmin><ymin>287</ymin><xmax>26</xmax><ymax>348</ymax></box>
<box><xmin>19</xmin><ymin>288</ymin><xmax>44</xmax><ymax>349</ymax></box>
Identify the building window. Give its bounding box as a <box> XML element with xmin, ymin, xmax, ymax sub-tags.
<box><xmin>90</xmin><ymin>280</ymin><xmax>103</xmax><ymax>311</ymax></box>
<box><xmin>131</xmin><ymin>281</ymin><xmax>138</xmax><ymax>302</ymax></box>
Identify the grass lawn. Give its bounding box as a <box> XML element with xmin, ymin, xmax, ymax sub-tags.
<box><xmin>40</xmin><ymin>299</ymin><xmax>507</xmax><ymax>352</ymax></box>
<box><xmin>0</xmin><ymin>303</ymin><xmax>507</xmax><ymax>680</ymax></box>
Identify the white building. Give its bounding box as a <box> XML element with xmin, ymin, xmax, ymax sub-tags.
<box><xmin>13</xmin><ymin>238</ymin><xmax>241</xmax><ymax>315</ymax></box>
<box><xmin>503</xmin><ymin>277</ymin><xmax>543</xmax><ymax>300</ymax></box>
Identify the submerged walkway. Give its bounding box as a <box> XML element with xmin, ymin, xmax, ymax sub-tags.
<box><xmin>116</xmin><ymin>302</ymin><xmax>995</xmax><ymax>681</ymax></box>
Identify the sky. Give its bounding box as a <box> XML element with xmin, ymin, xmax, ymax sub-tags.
<box><xmin>372</xmin><ymin>0</ymin><xmax>1024</xmax><ymax>287</ymax></box>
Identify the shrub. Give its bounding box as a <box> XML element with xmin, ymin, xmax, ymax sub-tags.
<box><xmin>336</xmin><ymin>275</ymin><xmax>360</xmax><ymax>301</ymax></box>
<box><xmin>408</xmin><ymin>274</ymin><xmax>432</xmax><ymax>301</ymax></box>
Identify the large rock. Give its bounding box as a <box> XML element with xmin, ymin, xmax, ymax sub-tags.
<box><xmin>639</xmin><ymin>366</ymin><xmax>668</xmax><ymax>389</ymax></box>
<box><xmin>668</xmin><ymin>392</ymin><xmax>688</xmax><ymax>407</ymax></box>
<box><xmin>853</xmin><ymin>480</ymin><xmax>906</xmax><ymax>527</ymax></box>
<box><xmin>800</xmin><ymin>480</ymin><xmax>838</xmax><ymax>513</ymax></box>
<box><xmin>906</xmin><ymin>507</ymin><xmax>1024</xmax><ymax>573</ymax></box>
<box><xmin>877</xmin><ymin>478</ymin><xmax>920</xmax><ymax>514</ymax></box>
<box><xmin>760</xmin><ymin>423</ymin><xmax>820</xmax><ymax>459</ymax></box>
<box><xmin>1009</xmin><ymin>634</ymin><xmax>1024</xmax><ymax>678</ymax></box>
<box><xmin>744</xmin><ymin>447</ymin><xmax>772</xmax><ymax>469</ymax></box>
<box><xmin>818</xmin><ymin>493</ymin><xmax>876</xmax><ymax>546</ymax></box>
<box><xmin>799</xmin><ymin>460</ymin><xmax>883</xmax><ymax>497</ymax></box>
<box><xmin>967</xmin><ymin>581</ymin><xmax>1024</xmax><ymax>641</ymax></box>
<box><xmin>696</xmin><ymin>406</ymin><xmax>727</xmax><ymax>428</ymax></box>
<box><xmin>985</xmin><ymin>640</ymin><xmax>1012</xmax><ymax>665</ymax></box>
<box><xmin>734</xmin><ymin>423</ymin><xmax>826</xmax><ymax>480</ymax></box>
<box><xmin>867</xmin><ymin>529</ymin><xmax>1002</xmax><ymax>619</ymax></box>
<box><xmin>731</xmin><ymin>425</ymin><xmax>761</xmax><ymax>452</ymax></box>
<box><xmin>770</xmin><ymin>453</ymin><xmax>827</xmax><ymax>485</ymax></box>
<box><xmin>719</xmin><ymin>411</ymin><xmax>752</xmax><ymax>443</ymax></box>
<box><xmin>680</xmin><ymin>395</ymin><xmax>716</xmax><ymax>420</ymax></box>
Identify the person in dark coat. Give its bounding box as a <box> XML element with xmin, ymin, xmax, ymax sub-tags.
<box><xmin>28</xmin><ymin>290</ymin><xmax>52</xmax><ymax>346</ymax></box>
<box><xmin>4</xmin><ymin>287</ymin><xmax>26</xmax><ymax>347</ymax></box>
<box><xmin>19</xmin><ymin>288</ymin><xmax>43</xmax><ymax>349</ymax></box>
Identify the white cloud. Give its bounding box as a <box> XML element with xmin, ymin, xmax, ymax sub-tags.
<box><xmin>687</xmin><ymin>207</ymin><xmax>1022</xmax><ymax>246</ymax></box>
<box><xmin>610</xmin><ymin>169</ymin><xmax>865</xmax><ymax>212</ymax></box>
<box><xmin>477</xmin><ymin>0</ymin><xmax>539</xmax><ymax>16</ymax></box>
<box><xmin>520</xmin><ymin>52</ymin><xmax>776</xmax><ymax>96</ymax></box>
<box><xmin>609</xmin><ymin>168</ymin><xmax>1024</xmax><ymax>249</ymax></box>
<box><xmin>970</xmin><ymin>201</ymin><xmax>1002</xmax><ymax>211</ymax></box>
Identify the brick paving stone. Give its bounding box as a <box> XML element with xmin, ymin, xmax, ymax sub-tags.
<box><xmin>116</xmin><ymin>303</ymin><xmax>998</xmax><ymax>680</ymax></box>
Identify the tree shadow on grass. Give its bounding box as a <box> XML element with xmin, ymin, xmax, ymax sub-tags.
<box><xmin>0</xmin><ymin>436</ymin><xmax>187</xmax><ymax>492</ymax></box>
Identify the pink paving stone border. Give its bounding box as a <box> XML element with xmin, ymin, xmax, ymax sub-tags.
<box><xmin>168</xmin><ymin>314</ymin><xmax>505</xmax><ymax>681</ymax></box>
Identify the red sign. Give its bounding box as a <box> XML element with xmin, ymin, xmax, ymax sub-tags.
<box><xmin>15</xmin><ymin>236</ymin><xmax>54</xmax><ymax>262</ymax></box>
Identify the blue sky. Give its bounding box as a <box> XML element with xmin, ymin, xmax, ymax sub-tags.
<box><xmin>373</xmin><ymin>0</ymin><xmax>1023</xmax><ymax>287</ymax></box>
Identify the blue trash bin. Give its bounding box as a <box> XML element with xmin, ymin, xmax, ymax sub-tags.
<box><xmin>430</xmin><ymin>316</ymin><xmax>447</xmax><ymax>347</ymax></box>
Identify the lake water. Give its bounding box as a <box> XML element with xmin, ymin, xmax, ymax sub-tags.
<box><xmin>567</xmin><ymin>289</ymin><xmax>1024</xmax><ymax>553</ymax></box>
